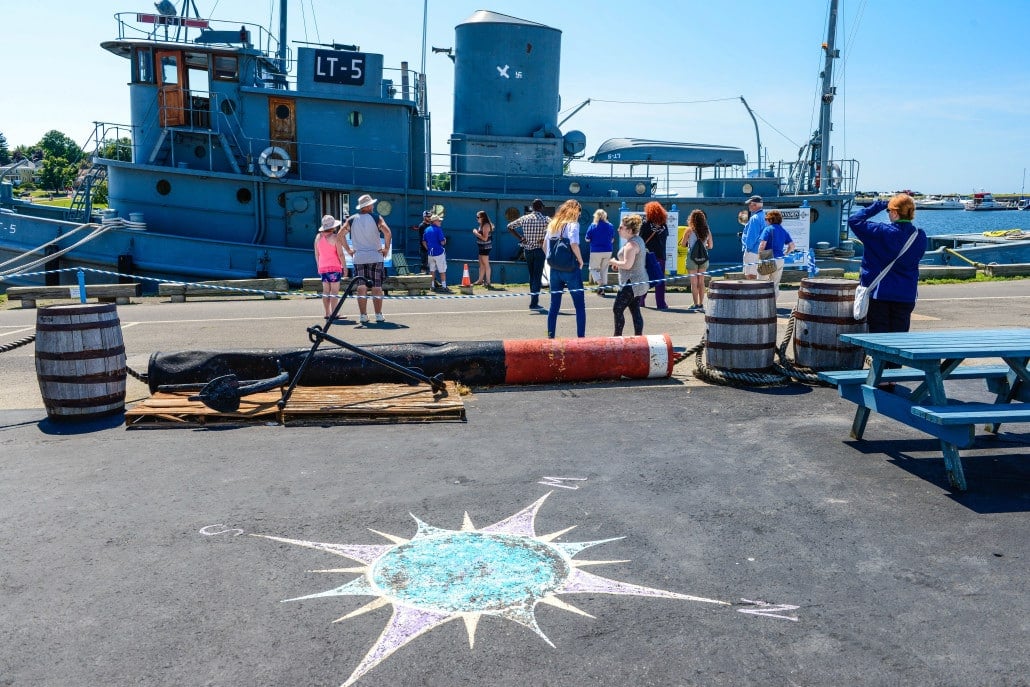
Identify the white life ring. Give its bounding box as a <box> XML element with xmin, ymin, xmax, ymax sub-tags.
<box><xmin>258</xmin><ymin>146</ymin><xmax>291</xmax><ymax>178</ymax></box>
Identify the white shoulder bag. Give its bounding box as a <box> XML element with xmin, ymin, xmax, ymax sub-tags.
<box><xmin>853</xmin><ymin>229</ymin><xmax>919</xmax><ymax>320</ymax></box>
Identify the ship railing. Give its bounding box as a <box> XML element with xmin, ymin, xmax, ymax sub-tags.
<box><xmin>777</xmin><ymin>158</ymin><xmax>859</xmax><ymax>197</ymax></box>
<box><xmin>83</xmin><ymin>122</ymin><xmax>134</xmax><ymax>162</ymax></box>
<box><xmin>113</xmin><ymin>12</ymin><xmax>281</xmax><ymax>61</ymax></box>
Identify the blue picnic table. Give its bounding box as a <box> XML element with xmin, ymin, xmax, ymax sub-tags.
<box><xmin>818</xmin><ymin>328</ymin><xmax>1030</xmax><ymax>491</ymax></box>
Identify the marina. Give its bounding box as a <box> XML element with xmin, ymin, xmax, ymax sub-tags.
<box><xmin>1</xmin><ymin>0</ymin><xmax>856</xmax><ymax>291</ymax></box>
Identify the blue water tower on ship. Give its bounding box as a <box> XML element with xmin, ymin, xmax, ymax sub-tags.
<box><xmin>449</xmin><ymin>11</ymin><xmax>565</xmax><ymax>192</ymax></box>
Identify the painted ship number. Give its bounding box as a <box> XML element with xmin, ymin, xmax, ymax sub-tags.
<box><xmin>313</xmin><ymin>49</ymin><xmax>366</xmax><ymax>86</ymax></box>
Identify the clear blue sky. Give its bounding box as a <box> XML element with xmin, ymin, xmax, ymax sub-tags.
<box><xmin>2</xmin><ymin>0</ymin><xmax>1028</xmax><ymax>194</ymax></box>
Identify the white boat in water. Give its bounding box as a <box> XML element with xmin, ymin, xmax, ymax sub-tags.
<box><xmin>963</xmin><ymin>192</ymin><xmax>1013</xmax><ymax>211</ymax></box>
<box><xmin>915</xmin><ymin>194</ymin><xmax>965</xmax><ymax>210</ymax></box>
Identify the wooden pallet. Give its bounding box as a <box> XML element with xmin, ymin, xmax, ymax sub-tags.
<box><xmin>124</xmin><ymin>382</ymin><xmax>465</xmax><ymax>428</ymax></box>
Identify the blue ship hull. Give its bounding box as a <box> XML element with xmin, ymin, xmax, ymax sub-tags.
<box><xmin>1</xmin><ymin>5</ymin><xmax>868</xmax><ymax>291</ymax></box>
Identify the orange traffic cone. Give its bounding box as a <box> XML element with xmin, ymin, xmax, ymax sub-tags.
<box><xmin>461</xmin><ymin>264</ymin><xmax>472</xmax><ymax>287</ymax></box>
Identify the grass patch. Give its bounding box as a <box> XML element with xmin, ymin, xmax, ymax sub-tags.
<box><xmin>843</xmin><ymin>271</ymin><xmax>1028</xmax><ymax>285</ymax></box>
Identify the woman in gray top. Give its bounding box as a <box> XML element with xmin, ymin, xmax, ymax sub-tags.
<box><xmin>607</xmin><ymin>214</ymin><xmax>648</xmax><ymax>336</ymax></box>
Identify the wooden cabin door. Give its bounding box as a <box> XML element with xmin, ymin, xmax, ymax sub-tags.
<box><xmin>156</xmin><ymin>51</ymin><xmax>187</xmax><ymax>127</ymax></box>
<box><xmin>268</xmin><ymin>97</ymin><xmax>298</xmax><ymax>175</ymax></box>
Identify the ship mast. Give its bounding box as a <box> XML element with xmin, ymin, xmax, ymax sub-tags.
<box><xmin>817</xmin><ymin>0</ymin><xmax>839</xmax><ymax>195</ymax></box>
<box><xmin>277</xmin><ymin>0</ymin><xmax>289</xmax><ymax>78</ymax></box>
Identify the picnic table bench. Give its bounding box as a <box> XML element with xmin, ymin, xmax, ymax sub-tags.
<box><xmin>818</xmin><ymin>329</ymin><xmax>1030</xmax><ymax>491</ymax></box>
<box><xmin>158</xmin><ymin>278</ymin><xmax>288</xmax><ymax>302</ymax></box>
<box><xmin>6</xmin><ymin>283</ymin><xmax>141</xmax><ymax>309</ymax></box>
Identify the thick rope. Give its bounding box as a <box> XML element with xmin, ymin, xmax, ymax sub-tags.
<box><xmin>691</xmin><ymin>333</ymin><xmax>790</xmax><ymax>387</ymax></box>
<box><xmin>0</xmin><ymin>225</ymin><xmax>111</xmax><ymax>278</ymax></box>
<box><xmin>126</xmin><ymin>365</ymin><xmax>149</xmax><ymax>384</ymax></box>
<box><xmin>773</xmin><ymin>310</ymin><xmax>828</xmax><ymax>385</ymax></box>
<box><xmin>0</xmin><ymin>335</ymin><xmax>35</xmax><ymax>353</ymax></box>
<box><xmin>0</xmin><ymin>223</ymin><xmax>94</xmax><ymax>270</ymax></box>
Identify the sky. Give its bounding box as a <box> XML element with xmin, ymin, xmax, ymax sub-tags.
<box><xmin>2</xmin><ymin>0</ymin><xmax>1028</xmax><ymax>195</ymax></box>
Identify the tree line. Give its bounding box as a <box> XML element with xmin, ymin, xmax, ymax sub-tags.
<box><xmin>0</xmin><ymin>129</ymin><xmax>130</xmax><ymax>194</ymax></box>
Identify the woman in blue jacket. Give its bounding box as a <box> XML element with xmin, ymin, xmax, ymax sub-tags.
<box><xmin>847</xmin><ymin>193</ymin><xmax>927</xmax><ymax>335</ymax></box>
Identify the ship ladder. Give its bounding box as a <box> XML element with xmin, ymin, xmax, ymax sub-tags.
<box><xmin>68</xmin><ymin>164</ymin><xmax>108</xmax><ymax>223</ymax></box>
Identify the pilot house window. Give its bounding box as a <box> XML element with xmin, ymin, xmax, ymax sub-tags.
<box><xmin>213</xmin><ymin>55</ymin><xmax>238</xmax><ymax>82</ymax></box>
<box><xmin>134</xmin><ymin>48</ymin><xmax>154</xmax><ymax>84</ymax></box>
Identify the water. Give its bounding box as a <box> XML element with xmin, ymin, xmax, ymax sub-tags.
<box><xmin>899</xmin><ymin>209</ymin><xmax>1026</xmax><ymax>237</ymax></box>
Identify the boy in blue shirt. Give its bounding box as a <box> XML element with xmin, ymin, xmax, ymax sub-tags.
<box><xmin>423</xmin><ymin>215</ymin><xmax>449</xmax><ymax>293</ymax></box>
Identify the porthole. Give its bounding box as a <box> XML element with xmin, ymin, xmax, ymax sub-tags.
<box><xmin>742</xmin><ymin>182</ymin><xmax>753</xmax><ymax>195</ymax></box>
<box><xmin>810</xmin><ymin>208</ymin><xmax>820</xmax><ymax>223</ymax></box>
<box><xmin>349</xmin><ymin>111</ymin><xmax>363</xmax><ymax>127</ymax></box>
<box><xmin>236</xmin><ymin>188</ymin><xmax>252</xmax><ymax>204</ymax></box>
<box><xmin>634</xmin><ymin>182</ymin><xmax>647</xmax><ymax>195</ymax></box>
<box><xmin>377</xmin><ymin>200</ymin><xmax>393</xmax><ymax>216</ymax></box>
<box><xmin>275</xmin><ymin>104</ymin><xmax>291</xmax><ymax>119</ymax></box>
<box><xmin>220</xmin><ymin>99</ymin><xmax>237</xmax><ymax>116</ymax></box>
<box><xmin>194</xmin><ymin>145</ymin><xmax>206</xmax><ymax>158</ymax></box>
<box><xmin>156</xmin><ymin>179</ymin><xmax>171</xmax><ymax>195</ymax></box>
<box><xmin>504</xmin><ymin>207</ymin><xmax>520</xmax><ymax>222</ymax></box>
<box><xmin>569</xmin><ymin>182</ymin><xmax>581</xmax><ymax>194</ymax></box>
<box><xmin>276</xmin><ymin>192</ymin><xmax>286</xmax><ymax>208</ymax></box>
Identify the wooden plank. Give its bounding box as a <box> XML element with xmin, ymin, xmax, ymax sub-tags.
<box><xmin>911</xmin><ymin>403</ymin><xmax>1030</xmax><ymax>426</ymax></box>
<box><xmin>984</xmin><ymin>263</ymin><xmax>1030</xmax><ymax>278</ymax></box>
<box><xmin>281</xmin><ymin>383</ymin><xmax>465</xmax><ymax>425</ymax></box>
<box><xmin>7</xmin><ymin>283</ymin><xmax>140</xmax><ymax>299</ymax></box>
<box><xmin>819</xmin><ymin>365</ymin><xmax>1012</xmax><ymax>386</ymax></box>
<box><xmin>125</xmin><ymin>383</ymin><xmax>465</xmax><ymax>428</ymax></box>
<box><xmin>840</xmin><ymin>329</ymin><xmax>1030</xmax><ymax>360</ymax></box>
<box><xmin>158</xmin><ymin>278</ymin><xmax>287</xmax><ymax>299</ymax></box>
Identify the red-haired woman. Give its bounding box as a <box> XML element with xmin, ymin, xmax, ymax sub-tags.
<box><xmin>638</xmin><ymin>201</ymin><xmax>669</xmax><ymax>309</ymax></box>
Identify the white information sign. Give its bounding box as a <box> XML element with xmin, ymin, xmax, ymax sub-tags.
<box><xmin>779</xmin><ymin>207</ymin><xmax>811</xmax><ymax>261</ymax></box>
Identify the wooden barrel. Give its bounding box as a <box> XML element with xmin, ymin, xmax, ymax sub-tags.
<box><xmin>793</xmin><ymin>278</ymin><xmax>867</xmax><ymax>370</ymax></box>
<box><xmin>35</xmin><ymin>304</ymin><xmax>126</xmax><ymax>421</ymax></box>
<box><xmin>705</xmin><ymin>280</ymin><xmax>776</xmax><ymax>371</ymax></box>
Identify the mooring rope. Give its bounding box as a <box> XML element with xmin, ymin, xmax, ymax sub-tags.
<box><xmin>0</xmin><ymin>223</ymin><xmax>95</xmax><ymax>270</ymax></box>
<box><xmin>0</xmin><ymin>225</ymin><xmax>111</xmax><ymax>278</ymax></box>
<box><xmin>772</xmin><ymin>310</ymin><xmax>829</xmax><ymax>386</ymax></box>
<box><xmin>0</xmin><ymin>335</ymin><xmax>35</xmax><ymax>354</ymax></box>
<box><xmin>690</xmin><ymin>332</ymin><xmax>790</xmax><ymax>387</ymax></box>
<box><xmin>126</xmin><ymin>365</ymin><xmax>149</xmax><ymax>384</ymax></box>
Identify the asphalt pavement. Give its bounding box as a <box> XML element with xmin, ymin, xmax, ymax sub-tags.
<box><xmin>1</xmin><ymin>281</ymin><xmax>1028</xmax><ymax>686</ymax></box>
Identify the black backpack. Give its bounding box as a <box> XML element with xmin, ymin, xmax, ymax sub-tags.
<box><xmin>689</xmin><ymin>236</ymin><xmax>709</xmax><ymax>264</ymax></box>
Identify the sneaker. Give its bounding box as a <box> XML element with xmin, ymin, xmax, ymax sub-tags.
<box><xmin>375</xmin><ymin>313</ymin><xmax>385</xmax><ymax>323</ymax></box>
<box><xmin>359</xmin><ymin>314</ymin><xmax>369</xmax><ymax>324</ymax></box>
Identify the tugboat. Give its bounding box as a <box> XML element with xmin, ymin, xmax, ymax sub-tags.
<box><xmin>0</xmin><ymin>1</ymin><xmax>855</xmax><ymax>289</ymax></box>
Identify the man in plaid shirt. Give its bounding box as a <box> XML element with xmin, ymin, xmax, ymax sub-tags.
<box><xmin>507</xmin><ymin>199</ymin><xmax>550</xmax><ymax>310</ymax></box>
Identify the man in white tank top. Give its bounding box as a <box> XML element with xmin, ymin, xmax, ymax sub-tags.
<box><xmin>341</xmin><ymin>194</ymin><xmax>392</xmax><ymax>323</ymax></box>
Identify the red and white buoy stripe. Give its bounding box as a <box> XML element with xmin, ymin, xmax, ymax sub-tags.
<box><xmin>503</xmin><ymin>334</ymin><xmax>673</xmax><ymax>384</ymax></box>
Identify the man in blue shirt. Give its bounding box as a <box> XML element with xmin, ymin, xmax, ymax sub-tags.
<box><xmin>423</xmin><ymin>214</ymin><xmax>450</xmax><ymax>293</ymax></box>
<box><xmin>741</xmin><ymin>195</ymin><xmax>765</xmax><ymax>279</ymax></box>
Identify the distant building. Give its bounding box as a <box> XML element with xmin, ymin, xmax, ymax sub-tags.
<box><xmin>0</xmin><ymin>160</ymin><xmax>38</xmax><ymax>186</ymax></box>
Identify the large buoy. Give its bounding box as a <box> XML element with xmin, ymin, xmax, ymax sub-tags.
<box><xmin>147</xmin><ymin>335</ymin><xmax>673</xmax><ymax>391</ymax></box>
<box><xmin>257</xmin><ymin>146</ymin><xmax>291</xmax><ymax>178</ymax></box>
